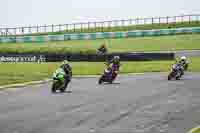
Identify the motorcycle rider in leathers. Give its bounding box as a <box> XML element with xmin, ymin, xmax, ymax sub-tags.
<box><xmin>107</xmin><ymin>56</ymin><xmax>121</xmax><ymax>80</ymax></box>
<box><xmin>60</xmin><ymin>60</ymin><xmax>72</xmax><ymax>89</ymax></box>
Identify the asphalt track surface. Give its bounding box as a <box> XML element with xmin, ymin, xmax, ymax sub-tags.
<box><xmin>0</xmin><ymin>73</ymin><xmax>200</xmax><ymax>133</ymax></box>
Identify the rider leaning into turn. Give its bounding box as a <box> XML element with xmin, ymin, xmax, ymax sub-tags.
<box><xmin>107</xmin><ymin>56</ymin><xmax>121</xmax><ymax>78</ymax></box>
<box><xmin>175</xmin><ymin>56</ymin><xmax>188</xmax><ymax>75</ymax></box>
<box><xmin>98</xmin><ymin>43</ymin><xmax>108</xmax><ymax>54</ymax></box>
<box><xmin>60</xmin><ymin>60</ymin><xmax>72</xmax><ymax>88</ymax></box>
<box><xmin>178</xmin><ymin>56</ymin><xmax>189</xmax><ymax>71</ymax></box>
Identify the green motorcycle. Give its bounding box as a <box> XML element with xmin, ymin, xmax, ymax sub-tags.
<box><xmin>52</xmin><ymin>68</ymin><xmax>67</xmax><ymax>93</ymax></box>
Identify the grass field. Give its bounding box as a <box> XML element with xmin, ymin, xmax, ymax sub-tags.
<box><xmin>10</xmin><ymin>21</ymin><xmax>200</xmax><ymax>36</ymax></box>
<box><xmin>0</xmin><ymin>34</ymin><xmax>200</xmax><ymax>54</ymax></box>
<box><xmin>0</xmin><ymin>57</ymin><xmax>200</xmax><ymax>85</ymax></box>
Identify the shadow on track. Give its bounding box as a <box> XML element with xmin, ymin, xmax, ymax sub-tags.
<box><xmin>98</xmin><ymin>82</ymin><xmax>121</xmax><ymax>85</ymax></box>
<box><xmin>52</xmin><ymin>90</ymin><xmax>72</xmax><ymax>94</ymax></box>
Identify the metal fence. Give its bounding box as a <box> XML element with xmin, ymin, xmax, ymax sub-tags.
<box><xmin>1</xmin><ymin>27</ymin><xmax>200</xmax><ymax>43</ymax></box>
<box><xmin>0</xmin><ymin>14</ymin><xmax>200</xmax><ymax>36</ymax></box>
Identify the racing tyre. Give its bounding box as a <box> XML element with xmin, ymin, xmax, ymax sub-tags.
<box><xmin>168</xmin><ymin>72</ymin><xmax>173</xmax><ymax>80</ymax></box>
<box><xmin>181</xmin><ymin>71</ymin><xmax>184</xmax><ymax>76</ymax></box>
<box><xmin>51</xmin><ymin>83</ymin><xmax>57</xmax><ymax>93</ymax></box>
<box><xmin>109</xmin><ymin>80</ymin><xmax>113</xmax><ymax>84</ymax></box>
<box><xmin>176</xmin><ymin>76</ymin><xmax>181</xmax><ymax>80</ymax></box>
<box><xmin>184</xmin><ymin>64</ymin><xmax>188</xmax><ymax>71</ymax></box>
<box><xmin>98</xmin><ymin>78</ymin><xmax>103</xmax><ymax>84</ymax></box>
<box><xmin>168</xmin><ymin>75</ymin><xmax>171</xmax><ymax>80</ymax></box>
<box><xmin>60</xmin><ymin>87</ymin><xmax>66</xmax><ymax>93</ymax></box>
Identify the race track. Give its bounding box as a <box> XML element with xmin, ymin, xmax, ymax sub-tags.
<box><xmin>0</xmin><ymin>73</ymin><xmax>200</xmax><ymax>133</ymax></box>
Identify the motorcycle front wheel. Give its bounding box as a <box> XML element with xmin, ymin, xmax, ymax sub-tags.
<box><xmin>168</xmin><ymin>75</ymin><xmax>172</xmax><ymax>80</ymax></box>
<box><xmin>168</xmin><ymin>71</ymin><xmax>174</xmax><ymax>80</ymax></box>
<box><xmin>176</xmin><ymin>75</ymin><xmax>181</xmax><ymax>80</ymax></box>
<box><xmin>184</xmin><ymin>64</ymin><xmax>188</xmax><ymax>71</ymax></box>
<box><xmin>51</xmin><ymin>82</ymin><xmax>57</xmax><ymax>93</ymax></box>
<box><xmin>60</xmin><ymin>80</ymin><xmax>70</xmax><ymax>92</ymax></box>
<box><xmin>98</xmin><ymin>77</ymin><xmax>103</xmax><ymax>84</ymax></box>
<box><xmin>60</xmin><ymin>87</ymin><xmax>66</xmax><ymax>93</ymax></box>
<box><xmin>109</xmin><ymin>80</ymin><xmax>113</xmax><ymax>84</ymax></box>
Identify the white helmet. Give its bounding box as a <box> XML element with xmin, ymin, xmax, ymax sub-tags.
<box><xmin>180</xmin><ymin>56</ymin><xmax>186</xmax><ymax>61</ymax></box>
<box><xmin>62</xmin><ymin>60</ymin><xmax>69</xmax><ymax>65</ymax></box>
<box><xmin>114</xmin><ymin>56</ymin><xmax>120</xmax><ymax>60</ymax></box>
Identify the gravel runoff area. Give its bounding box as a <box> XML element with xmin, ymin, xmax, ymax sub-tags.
<box><xmin>0</xmin><ymin>73</ymin><xmax>200</xmax><ymax>133</ymax></box>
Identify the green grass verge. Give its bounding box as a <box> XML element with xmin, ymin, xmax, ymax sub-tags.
<box><xmin>0</xmin><ymin>57</ymin><xmax>200</xmax><ymax>86</ymax></box>
<box><xmin>10</xmin><ymin>21</ymin><xmax>200</xmax><ymax>36</ymax></box>
<box><xmin>0</xmin><ymin>34</ymin><xmax>200</xmax><ymax>54</ymax></box>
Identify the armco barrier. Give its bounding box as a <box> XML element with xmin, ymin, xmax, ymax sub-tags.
<box><xmin>0</xmin><ymin>27</ymin><xmax>200</xmax><ymax>43</ymax></box>
<box><xmin>0</xmin><ymin>53</ymin><xmax>174</xmax><ymax>62</ymax></box>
